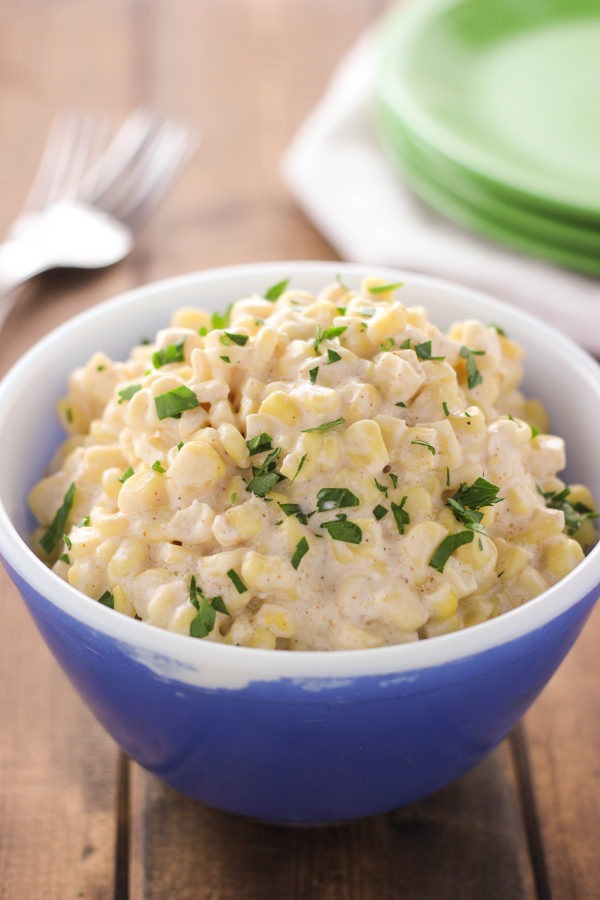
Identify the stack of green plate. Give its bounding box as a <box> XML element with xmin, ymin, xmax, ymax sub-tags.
<box><xmin>375</xmin><ymin>0</ymin><xmax>600</xmax><ymax>276</ymax></box>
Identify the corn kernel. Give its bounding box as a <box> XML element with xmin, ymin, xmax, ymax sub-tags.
<box><xmin>344</xmin><ymin>420</ymin><xmax>389</xmax><ymax>472</ymax></box>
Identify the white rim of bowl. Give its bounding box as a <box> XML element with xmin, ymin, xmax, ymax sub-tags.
<box><xmin>0</xmin><ymin>261</ymin><xmax>599</xmax><ymax>682</ymax></box>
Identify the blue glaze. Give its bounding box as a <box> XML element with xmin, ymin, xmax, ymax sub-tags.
<box><xmin>8</xmin><ymin>561</ymin><xmax>598</xmax><ymax>823</ymax></box>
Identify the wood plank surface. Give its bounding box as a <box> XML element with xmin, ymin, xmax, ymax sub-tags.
<box><xmin>0</xmin><ymin>1</ymin><xmax>598</xmax><ymax>898</ymax></box>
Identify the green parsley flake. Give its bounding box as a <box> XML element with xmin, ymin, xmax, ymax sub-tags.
<box><xmin>389</xmin><ymin>473</ymin><xmax>398</xmax><ymax>489</ymax></box>
<box><xmin>313</xmin><ymin>325</ymin><xmax>347</xmax><ymax>353</ymax></box>
<box><xmin>290</xmin><ymin>453</ymin><xmax>307</xmax><ymax>486</ymax></box>
<box><xmin>155</xmin><ymin>385</ymin><xmax>200</xmax><ymax>420</ymax></box>
<box><xmin>368</xmin><ymin>281</ymin><xmax>403</xmax><ymax>294</ymax></box>
<box><xmin>374</xmin><ymin>478</ymin><xmax>388</xmax><ymax>495</ymax></box>
<box><xmin>411</xmin><ymin>439</ymin><xmax>436</xmax><ymax>455</ymax></box>
<box><xmin>320</xmin><ymin>516</ymin><xmax>362</xmax><ymax>544</ymax></box>
<box><xmin>335</xmin><ymin>273</ymin><xmax>349</xmax><ymax>291</ymax></box>
<box><xmin>152</xmin><ymin>460</ymin><xmax>166</xmax><ymax>473</ymax></box>
<box><xmin>220</xmin><ymin>355</ymin><xmax>231</xmax><ymax>363</ymax></box>
<box><xmin>153</xmin><ymin>338</ymin><xmax>185</xmax><ymax>369</ymax></box>
<box><xmin>211</xmin><ymin>304</ymin><xmax>233</xmax><ymax>330</ymax></box>
<box><xmin>540</xmin><ymin>486</ymin><xmax>598</xmax><ymax>536</ymax></box>
<box><xmin>62</xmin><ymin>533</ymin><xmax>72</xmax><ymax>551</ymax></box>
<box><xmin>264</xmin><ymin>278</ymin><xmax>290</xmax><ymax>301</ymax></box>
<box><xmin>59</xmin><ymin>553</ymin><xmax>71</xmax><ymax>564</ymax></box>
<box><xmin>446</xmin><ymin>467</ymin><xmax>450</xmax><ymax>487</ymax></box>
<box><xmin>246</xmin><ymin>432</ymin><xmax>272</xmax><ymax>455</ymax></box>
<box><xmin>442</xmin><ymin>401</ymin><xmax>450</xmax><ymax>417</ymax></box>
<box><xmin>98</xmin><ymin>590</ymin><xmax>114</xmax><ymax>608</ymax></box>
<box><xmin>246</xmin><ymin>447</ymin><xmax>284</xmax><ymax>497</ymax></box>
<box><xmin>291</xmin><ymin>537</ymin><xmax>309</xmax><ymax>569</ymax></box>
<box><xmin>391</xmin><ymin>497</ymin><xmax>410</xmax><ymax>535</ymax></box>
<box><xmin>77</xmin><ymin>516</ymin><xmax>90</xmax><ymax>528</ymax></box>
<box><xmin>489</xmin><ymin>323</ymin><xmax>507</xmax><ymax>337</ymax></box>
<box><xmin>309</xmin><ymin>366</ymin><xmax>319</xmax><ymax>384</ymax></box>
<box><xmin>177</xmin><ymin>441</ymin><xmax>184</xmax><ymax>451</ymax></box>
<box><xmin>336</xmin><ymin>306</ymin><xmax>346</xmax><ymax>316</ymax></box>
<box><xmin>96</xmin><ymin>365</ymin><xmax>105</xmax><ymax>372</ymax></box>
<box><xmin>326</xmin><ymin>348</ymin><xmax>341</xmax><ymax>364</ymax></box>
<box><xmin>66</xmin><ymin>408</ymin><xmax>73</xmax><ymax>423</ymax></box>
<box><xmin>223</xmin><ymin>332</ymin><xmax>249</xmax><ymax>346</ymax></box>
<box><xmin>40</xmin><ymin>482</ymin><xmax>75</xmax><ymax>554</ymax></box>
<box><xmin>118</xmin><ymin>383</ymin><xmax>142</xmax><ymax>404</ymax></box>
<box><xmin>379</xmin><ymin>338</ymin><xmax>394</xmax><ymax>352</ymax></box>
<box><xmin>460</xmin><ymin>346</ymin><xmax>485</xmax><ymax>390</ymax></box>
<box><xmin>373</xmin><ymin>505</ymin><xmax>388</xmax><ymax>521</ymax></box>
<box><xmin>531</xmin><ymin>425</ymin><xmax>540</xmax><ymax>439</ymax></box>
<box><xmin>429</xmin><ymin>531</ymin><xmax>474</xmax><ymax>572</ymax></box>
<box><xmin>302</xmin><ymin>417</ymin><xmax>345</xmax><ymax>433</ymax></box>
<box><xmin>118</xmin><ymin>466</ymin><xmax>134</xmax><ymax>483</ymax></box>
<box><xmin>395</xmin><ymin>401</ymin><xmax>407</xmax><ymax>408</ymax></box>
<box><xmin>230</xmin><ymin>492</ymin><xmax>238</xmax><ymax>504</ymax></box>
<box><xmin>446</xmin><ymin>478</ymin><xmax>502</xmax><ymax>536</ymax></box>
<box><xmin>414</xmin><ymin>341</ymin><xmax>445</xmax><ymax>361</ymax></box>
<box><xmin>279</xmin><ymin>502</ymin><xmax>309</xmax><ymax>525</ymax></box>
<box><xmin>316</xmin><ymin>487</ymin><xmax>360</xmax><ymax>512</ymax></box>
<box><xmin>227</xmin><ymin>569</ymin><xmax>247</xmax><ymax>593</ymax></box>
<box><xmin>399</xmin><ymin>338</ymin><xmax>411</xmax><ymax>350</ymax></box>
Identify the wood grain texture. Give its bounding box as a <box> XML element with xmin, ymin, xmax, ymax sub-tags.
<box><xmin>129</xmin><ymin>741</ymin><xmax>535</xmax><ymax>900</ymax></box>
<box><xmin>521</xmin><ymin>602</ymin><xmax>600</xmax><ymax>899</ymax></box>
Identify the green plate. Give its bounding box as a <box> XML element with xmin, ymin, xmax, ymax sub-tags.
<box><xmin>377</xmin><ymin>0</ymin><xmax>600</xmax><ymax>224</ymax></box>
<box><xmin>379</xmin><ymin>126</ymin><xmax>600</xmax><ymax>276</ymax></box>
<box><xmin>379</xmin><ymin>116</ymin><xmax>600</xmax><ymax>256</ymax></box>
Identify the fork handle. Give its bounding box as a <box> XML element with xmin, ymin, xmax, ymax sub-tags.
<box><xmin>0</xmin><ymin>240</ymin><xmax>48</xmax><ymax>329</ymax></box>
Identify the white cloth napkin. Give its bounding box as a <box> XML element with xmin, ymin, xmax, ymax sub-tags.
<box><xmin>281</xmin><ymin>33</ymin><xmax>600</xmax><ymax>354</ymax></box>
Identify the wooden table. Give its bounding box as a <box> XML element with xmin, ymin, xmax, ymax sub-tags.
<box><xmin>0</xmin><ymin>2</ymin><xmax>598</xmax><ymax>897</ymax></box>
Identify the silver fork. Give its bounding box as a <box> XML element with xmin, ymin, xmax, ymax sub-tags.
<box><xmin>0</xmin><ymin>111</ymin><xmax>197</xmax><ymax>327</ymax></box>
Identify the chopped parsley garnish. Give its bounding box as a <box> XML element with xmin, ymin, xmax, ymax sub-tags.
<box><xmin>226</xmin><ymin>569</ymin><xmax>247</xmax><ymax>593</ymax></box>
<box><xmin>302</xmin><ymin>417</ymin><xmax>345</xmax><ymax>433</ymax></box>
<box><xmin>429</xmin><ymin>531</ymin><xmax>474</xmax><ymax>572</ymax></box>
<box><xmin>489</xmin><ymin>323</ymin><xmax>507</xmax><ymax>337</ymax></box>
<box><xmin>118</xmin><ymin>466</ymin><xmax>134</xmax><ymax>483</ymax></box>
<box><xmin>246</xmin><ymin>432</ymin><xmax>272</xmax><ymax>456</ymax></box>
<box><xmin>374</xmin><ymin>478</ymin><xmax>388</xmax><ymax>495</ymax></box>
<box><xmin>313</xmin><ymin>325</ymin><xmax>347</xmax><ymax>353</ymax></box>
<box><xmin>222</xmin><ymin>331</ymin><xmax>249</xmax><ymax>346</ymax></box>
<box><xmin>220</xmin><ymin>355</ymin><xmax>231</xmax><ymax>363</ymax></box>
<box><xmin>40</xmin><ymin>482</ymin><xmax>75</xmax><ymax>554</ymax></box>
<box><xmin>152</xmin><ymin>338</ymin><xmax>185</xmax><ymax>369</ymax></box>
<box><xmin>399</xmin><ymin>338</ymin><xmax>412</xmax><ymax>350</ymax></box>
<box><xmin>152</xmin><ymin>460</ymin><xmax>166</xmax><ymax>473</ymax></box>
<box><xmin>316</xmin><ymin>487</ymin><xmax>360</xmax><ymax>512</ymax></box>
<box><xmin>118</xmin><ymin>383</ymin><xmax>142</xmax><ymax>403</ymax></box>
<box><xmin>246</xmin><ymin>447</ymin><xmax>285</xmax><ymax>497</ymax></box>
<box><xmin>446</xmin><ymin>467</ymin><xmax>450</xmax><ymax>487</ymax></box>
<box><xmin>368</xmin><ymin>281</ymin><xmax>403</xmax><ymax>294</ymax></box>
<box><xmin>309</xmin><ymin>366</ymin><xmax>319</xmax><ymax>384</ymax></box>
<box><xmin>96</xmin><ymin>365</ymin><xmax>105</xmax><ymax>372</ymax></box>
<box><xmin>211</xmin><ymin>303</ymin><xmax>233</xmax><ymax>330</ymax></box>
<box><xmin>336</xmin><ymin>273</ymin><xmax>349</xmax><ymax>291</ymax></box>
<box><xmin>289</xmin><ymin>453</ymin><xmax>307</xmax><ymax>485</ymax></box>
<box><xmin>59</xmin><ymin>553</ymin><xmax>71</xmax><ymax>564</ymax></box>
<box><xmin>540</xmin><ymin>486</ymin><xmax>598</xmax><ymax>536</ymax></box>
<box><xmin>66</xmin><ymin>408</ymin><xmax>73</xmax><ymax>423</ymax></box>
<box><xmin>320</xmin><ymin>515</ymin><xmax>362</xmax><ymax>544</ymax></box>
<box><xmin>155</xmin><ymin>385</ymin><xmax>200</xmax><ymax>420</ymax></box>
<box><xmin>62</xmin><ymin>534</ymin><xmax>72</xmax><ymax>551</ymax></box>
<box><xmin>98</xmin><ymin>590</ymin><xmax>114</xmax><ymax>608</ymax></box>
<box><xmin>531</xmin><ymin>425</ymin><xmax>540</xmax><ymax>439</ymax></box>
<box><xmin>199</xmin><ymin>326</ymin><xmax>208</xmax><ymax>336</ymax></box>
<box><xmin>230</xmin><ymin>492</ymin><xmax>237</xmax><ymax>504</ymax></box>
<box><xmin>411</xmin><ymin>439</ymin><xmax>436</xmax><ymax>455</ymax></box>
<box><xmin>460</xmin><ymin>346</ymin><xmax>485</xmax><ymax>390</ymax></box>
<box><xmin>326</xmin><ymin>348</ymin><xmax>341</xmax><ymax>364</ymax></box>
<box><xmin>264</xmin><ymin>278</ymin><xmax>289</xmax><ymax>301</ymax></box>
<box><xmin>442</xmin><ymin>401</ymin><xmax>450</xmax><ymax>417</ymax></box>
<box><xmin>177</xmin><ymin>441</ymin><xmax>184</xmax><ymax>451</ymax></box>
<box><xmin>391</xmin><ymin>497</ymin><xmax>410</xmax><ymax>535</ymax></box>
<box><xmin>291</xmin><ymin>537</ymin><xmax>309</xmax><ymax>569</ymax></box>
<box><xmin>380</xmin><ymin>338</ymin><xmax>394</xmax><ymax>352</ymax></box>
<box><xmin>279</xmin><ymin>502</ymin><xmax>309</xmax><ymax>525</ymax></box>
<box><xmin>414</xmin><ymin>341</ymin><xmax>445</xmax><ymax>361</ymax></box>
<box><xmin>373</xmin><ymin>505</ymin><xmax>388</xmax><ymax>521</ymax></box>
<box><xmin>389</xmin><ymin>473</ymin><xmax>398</xmax><ymax>489</ymax></box>
<box><xmin>395</xmin><ymin>401</ymin><xmax>406</xmax><ymax>408</ymax></box>
<box><xmin>77</xmin><ymin>516</ymin><xmax>90</xmax><ymax>528</ymax></box>
<box><xmin>446</xmin><ymin>478</ymin><xmax>502</xmax><ymax>535</ymax></box>
<box><xmin>336</xmin><ymin>306</ymin><xmax>346</xmax><ymax>316</ymax></box>
<box><xmin>189</xmin><ymin>576</ymin><xmax>230</xmax><ymax>638</ymax></box>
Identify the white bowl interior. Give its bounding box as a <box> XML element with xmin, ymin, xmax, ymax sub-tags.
<box><xmin>1</xmin><ymin>261</ymin><xmax>599</xmax><ymax>683</ymax></box>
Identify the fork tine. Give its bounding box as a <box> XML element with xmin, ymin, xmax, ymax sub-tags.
<box><xmin>103</xmin><ymin>122</ymin><xmax>197</xmax><ymax>228</ymax></box>
<box><xmin>23</xmin><ymin>112</ymin><xmax>80</xmax><ymax>210</ymax></box>
<box><xmin>82</xmin><ymin>111</ymin><xmax>161</xmax><ymax>203</ymax></box>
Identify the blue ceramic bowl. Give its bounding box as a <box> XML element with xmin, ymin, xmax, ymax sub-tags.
<box><xmin>1</xmin><ymin>262</ymin><xmax>599</xmax><ymax>824</ymax></box>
